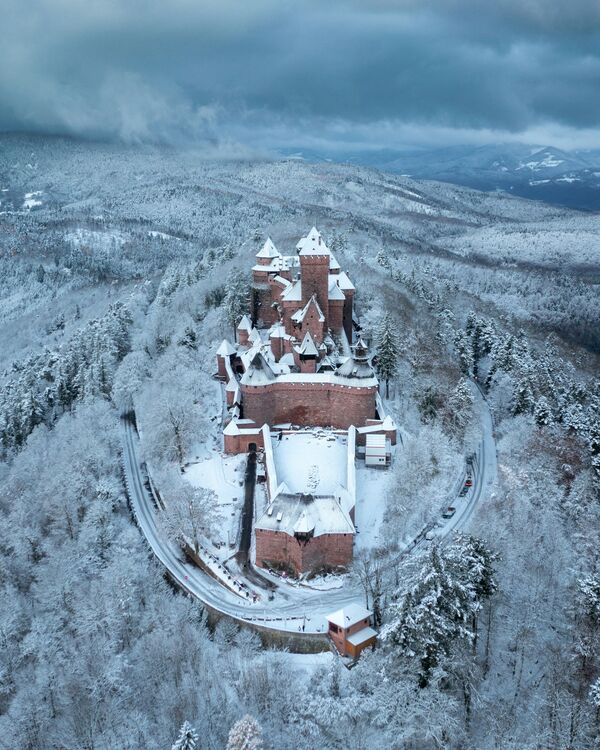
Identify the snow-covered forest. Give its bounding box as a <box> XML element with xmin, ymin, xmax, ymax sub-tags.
<box><xmin>0</xmin><ymin>135</ymin><xmax>599</xmax><ymax>749</ymax></box>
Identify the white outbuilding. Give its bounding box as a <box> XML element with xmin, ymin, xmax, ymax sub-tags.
<box><xmin>365</xmin><ymin>434</ymin><xmax>389</xmax><ymax>467</ymax></box>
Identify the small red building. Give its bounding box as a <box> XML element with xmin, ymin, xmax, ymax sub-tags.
<box><xmin>326</xmin><ymin>603</ymin><xmax>377</xmax><ymax>659</ymax></box>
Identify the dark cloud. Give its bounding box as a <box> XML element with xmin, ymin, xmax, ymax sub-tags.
<box><xmin>1</xmin><ymin>0</ymin><xmax>599</xmax><ymax>148</ymax></box>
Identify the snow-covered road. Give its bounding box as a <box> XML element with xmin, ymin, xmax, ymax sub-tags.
<box><xmin>121</xmin><ymin>384</ymin><xmax>496</xmax><ymax>636</ymax></box>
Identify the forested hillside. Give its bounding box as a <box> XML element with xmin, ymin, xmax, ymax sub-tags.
<box><xmin>0</xmin><ymin>136</ymin><xmax>598</xmax><ymax>749</ymax></box>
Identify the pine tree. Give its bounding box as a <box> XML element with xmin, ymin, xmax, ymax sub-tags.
<box><xmin>226</xmin><ymin>715</ymin><xmax>263</xmax><ymax>750</ymax></box>
<box><xmin>534</xmin><ymin>396</ymin><xmax>552</xmax><ymax>427</ymax></box>
<box><xmin>374</xmin><ymin>313</ymin><xmax>400</xmax><ymax>399</ymax></box>
<box><xmin>223</xmin><ymin>269</ymin><xmax>250</xmax><ymax>338</ymax></box>
<box><xmin>446</xmin><ymin>378</ymin><xmax>474</xmax><ymax>435</ymax></box>
<box><xmin>387</xmin><ymin>545</ymin><xmax>474</xmax><ymax>687</ymax></box>
<box><xmin>453</xmin><ymin>330</ymin><xmax>474</xmax><ymax>376</ymax></box>
<box><xmin>171</xmin><ymin>721</ymin><xmax>199</xmax><ymax>750</ymax></box>
<box><xmin>376</xmin><ymin>249</ymin><xmax>390</xmax><ymax>269</ymax></box>
<box><xmin>512</xmin><ymin>380</ymin><xmax>535</xmax><ymax>416</ymax></box>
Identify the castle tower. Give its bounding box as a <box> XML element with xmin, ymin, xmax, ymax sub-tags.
<box><xmin>297</xmin><ymin>227</ymin><xmax>330</xmax><ymax>328</ymax></box>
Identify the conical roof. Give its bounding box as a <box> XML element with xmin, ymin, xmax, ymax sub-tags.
<box><xmin>217</xmin><ymin>339</ymin><xmax>236</xmax><ymax>357</ymax></box>
<box><xmin>256</xmin><ymin>237</ymin><xmax>280</xmax><ymax>259</ymax></box>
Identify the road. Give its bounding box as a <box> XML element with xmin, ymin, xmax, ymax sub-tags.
<box><xmin>121</xmin><ymin>383</ymin><xmax>496</xmax><ymax>635</ymax></box>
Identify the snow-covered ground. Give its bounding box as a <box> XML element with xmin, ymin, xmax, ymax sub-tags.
<box><xmin>185</xmin><ymin>451</ymin><xmax>246</xmax><ymax>552</ymax></box>
<box><xmin>272</xmin><ymin>430</ymin><xmax>348</xmax><ymax>495</ymax></box>
<box><xmin>354</xmin><ymin>458</ymin><xmax>391</xmax><ymax>550</ymax></box>
<box><xmin>22</xmin><ymin>190</ymin><xmax>43</xmax><ymax>209</ymax></box>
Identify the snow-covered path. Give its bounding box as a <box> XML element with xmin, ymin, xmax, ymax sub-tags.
<box><xmin>121</xmin><ymin>384</ymin><xmax>496</xmax><ymax>637</ymax></box>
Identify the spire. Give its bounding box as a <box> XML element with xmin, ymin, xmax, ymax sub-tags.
<box><xmin>296</xmin><ymin>227</ymin><xmax>330</xmax><ymax>256</ymax></box>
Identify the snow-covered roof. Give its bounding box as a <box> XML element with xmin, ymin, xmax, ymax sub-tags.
<box><xmin>217</xmin><ymin>339</ymin><xmax>236</xmax><ymax>357</ymax></box>
<box><xmin>297</xmin><ymin>331</ymin><xmax>319</xmax><ymax>357</ymax></box>
<box><xmin>326</xmin><ymin>603</ymin><xmax>372</xmax><ymax>629</ymax></box>
<box><xmin>237</xmin><ymin>314</ymin><xmax>253</xmax><ymax>332</ymax></box>
<box><xmin>279</xmin><ymin>352</ymin><xmax>295</xmax><ymax>367</ymax></box>
<box><xmin>346</xmin><ymin>626</ymin><xmax>377</xmax><ymax>646</ymax></box>
<box><xmin>317</xmin><ymin>356</ymin><xmax>335</xmax><ymax>372</ymax></box>
<box><xmin>335</xmin><ymin>354</ymin><xmax>375</xmax><ymax>380</ymax></box>
<box><xmin>224</xmin><ymin>418</ymin><xmax>260</xmax><ymax>436</ymax></box>
<box><xmin>225</xmin><ymin>377</ymin><xmax>238</xmax><ymax>392</ymax></box>
<box><xmin>252</xmin><ymin>254</ymin><xmax>299</xmax><ymax>274</ymax></box>
<box><xmin>357</xmin><ymin>415</ymin><xmax>396</xmax><ymax>434</ymax></box>
<box><xmin>293</xmin><ymin>511</ymin><xmax>315</xmax><ymax>535</ymax></box>
<box><xmin>281</xmin><ymin>278</ymin><xmax>302</xmax><ymax>301</ymax></box>
<box><xmin>296</xmin><ymin>227</ymin><xmax>331</xmax><ymax>256</ymax></box>
<box><xmin>275</xmin><ymin>371</ymin><xmax>378</xmax><ymax>388</ymax></box>
<box><xmin>255</xmin><ymin>493</ymin><xmax>354</xmax><ymax>537</ymax></box>
<box><xmin>256</xmin><ymin>237</ymin><xmax>280</xmax><ymax>259</ymax></box>
<box><xmin>291</xmin><ymin>295</ymin><xmax>325</xmax><ymax>324</ymax></box>
<box><xmin>366</xmin><ymin>434</ymin><xmax>386</xmax><ymax>448</ymax></box>
<box><xmin>223</xmin><ymin>419</ymin><xmax>240</xmax><ymax>436</ymax></box>
<box><xmin>329</xmin><ymin>254</ymin><xmax>341</xmax><ymax>271</ymax></box>
<box><xmin>240</xmin><ymin>352</ymin><xmax>276</xmax><ymax>385</ymax></box>
<box><xmin>336</xmin><ymin>270</ymin><xmax>355</xmax><ymax>291</ymax></box>
<box><xmin>328</xmin><ymin>277</ymin><xmax>346</xmax><ymax>301</ymax></box>
<box><xmin>273</xmin><ymin>275</ymin><xmax>291</xmax><ymax>288</ymax></box>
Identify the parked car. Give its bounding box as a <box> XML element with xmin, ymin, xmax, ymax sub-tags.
<box><xmin>442</xmin><ymin>506</ymin><xmax>456</xmax><ymax>519</ymax></box>
<box><xmin>465</xmin><ymin>477</ymin><xmax>473</xmax><ymax>487</ymax></box>
<box><xmin>459</xmin><ymin>487</ymin><xmax>468</xmax><ymax>497</ymax></box>
<box><xmin>425</xmin><ymin>530</ymin><xmax>436</xmax><ymax>541</ymax></box>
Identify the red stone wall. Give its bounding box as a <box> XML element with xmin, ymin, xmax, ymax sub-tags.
<box><xmin>329</xmin><ymin>298</ymin><xmax>344</xmax><ymax>332</ymax></box>
<box><xmin>256</xmin><ymin>528</ymin><xmax>353</xmax><ymax>575</ymax></box>
<box><xmin>281</xmin><ymin>299</ymin><xmax>303</xmax><ymax>336</ymax></box>
<box><xmin>217</xmin><ymin>355</ymin><xmax>229</xmax><ymax>379</ymax></box>
<box><xmin>299</xmin><ymin>254</ymin><xmax>330</xmax><ymax>324</ymax></box>
<box><xmin>241</xmin><ymin>381</ymin><xmax>377</xmax><ymax>429</ymax></box>
<box><xmin>224</xmin><ymin>430</ymin><xmax>263</xmax><ymax>454</ymax></box>
<box><xmin>294</xmin><ymin>305</ymin><xmax>325</xmax><ymax>344</ymax></box>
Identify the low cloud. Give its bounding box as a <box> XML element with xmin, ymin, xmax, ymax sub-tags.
<box><xmin>1</xmin><ymin>1</ymin><xmax>599</xmax><ymax>149</ymax></box>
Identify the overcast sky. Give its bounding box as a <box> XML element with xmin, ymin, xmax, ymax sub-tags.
<box><xmin>1</xmin><ymin>0</ymin><xmax>600</xmax><ymax>151</ymax></box>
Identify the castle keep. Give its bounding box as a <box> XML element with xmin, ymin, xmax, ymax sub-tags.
<box><xmin>216</xmin><ymin>228</ymin><xmax>396</xmax><ymax>576</ymax></box>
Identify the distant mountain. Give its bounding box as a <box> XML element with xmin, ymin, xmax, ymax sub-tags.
<box><xmin>279</xmin><ymin>144</ymin><xmax>600</xmax><ymax>211</ymax></box>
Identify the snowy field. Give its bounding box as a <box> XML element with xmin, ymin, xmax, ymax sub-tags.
<box><xmin>354</xmin><ymin>458</ymin><xmax>392</xmax><ymax>551</ymax></box>
<box><xmin>185</xmin><ymin>451</ymin><xmax>247</xmax><ymax>553</ymax></box>
<box><xmin>272</xmin><ymin>430</ymin><xmax>348</xmax><ymax>495</ymax></box>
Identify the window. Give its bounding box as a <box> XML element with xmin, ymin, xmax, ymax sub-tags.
<box><xmin>329</xmin><ymin>623</ymin><xmax>340</xmax><ymax>634</ymax></box>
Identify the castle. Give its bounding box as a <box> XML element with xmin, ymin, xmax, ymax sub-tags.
<box><xmin>216</xmin><ymin>228</ymin><xmax>396</xmax><ymax>576</ymax></box>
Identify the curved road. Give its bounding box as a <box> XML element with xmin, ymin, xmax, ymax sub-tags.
<box><xmin>121</xmin><ymin>383</ymin><xmax>496</xmax><ymax>635</ymax></box>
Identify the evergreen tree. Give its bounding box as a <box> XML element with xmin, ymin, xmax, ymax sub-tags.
<box><xmin>223</xmin><ymin>269</ymin><xmax>250</xmax><ymax>338</ymax></box>
<box><xmin>387</xmin><ymin>545</ymin><xmax>474</xmax><ymax>687</ymax></box>
<box><xmin>512</xmin><ymin>380</ymin><xmax>535</xmax><ymax>416</ymax></box>
<box><xmin>376</xmin><ymin>248</ymin><xmax>390</xmax><ymax>269</ymax></box>
<box><xmin>534</xmin><ymin>396</ymin><xmax>552</xmax><ymax>427</ymax></box>
<box><xmin>171</xmin><ymin>721</ymin><xmax>199</xmax><ymax>750</ymax></box>
<box><xmin>446</xmin><ymin>378</ymin><xmax>474</xmax><ymax>436</ymax></box>
<box><xmin>226</xmin><ymin>715</ymin><xmax>263</xmax><ymax>750</ymax></box>
<box><xmin>453</xmin><ymin>330</ymin><xmax>474</xmax><ymax>376</ymax></box>
<box><xmin>374</xmin><ymin>313</ymin><xmax>400</xmax><ymax>399</ymax></box>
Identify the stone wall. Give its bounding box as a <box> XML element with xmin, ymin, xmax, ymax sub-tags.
<box><xmin>256</xmin><ymin>528</ymin><xmax>354</xmax><ymax>575</ymax></box>
<box><xmin>329</xmin><ymin>298</ymin><xmax>344</xmax><ymax>332</ymax></box>
<box><xmin>242</xmin><ymin>380</ymin><xmax>377</xmax><ymax>429</ymax></box>
<box><xmin>299</xmin><ymin>254</ymin><xmax>330</xmax><ymax>324</ymax></box>
<box><xmin>224</xmin><ymin>429</ymin><xmax>263</xmax><ymax>454</ymax></box>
